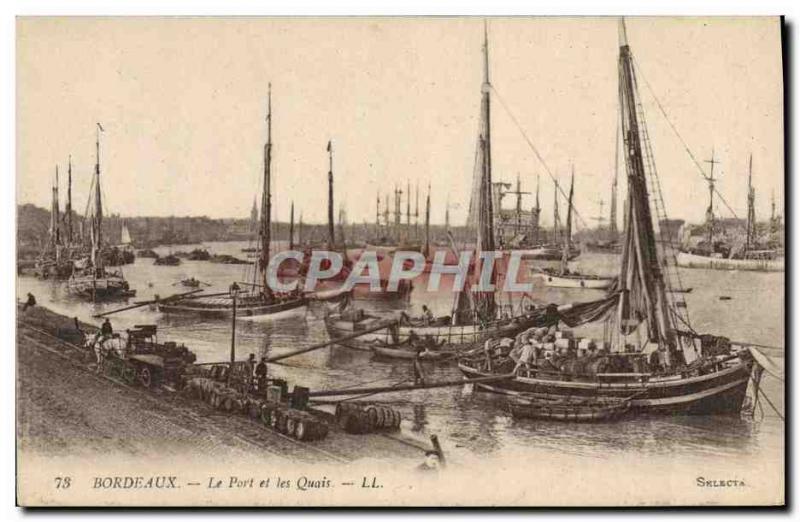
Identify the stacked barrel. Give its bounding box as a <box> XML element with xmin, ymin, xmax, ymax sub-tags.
<box><xmin>184</xmin><ymin>377</ymin><xmax>328</xmax><ymax>442</ymax></box>
<box><xmin>334</xmin><ymin>402</ymin><xmax>402</xmax><ymax>434</ymax></box>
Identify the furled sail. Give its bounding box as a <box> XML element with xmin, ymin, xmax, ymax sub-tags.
<box><xmin>259</xmin><ymin>85</ymin><xmax>273</xmax><ymax>299</ymax></box>
<box><xmin>472</xmin><ymin>22</ymin><xmax>497</xmax><ymax>322</ymax></box>
<box><xmin>615</xmin><ymin>19</ymin><xmax>680</xmax><ymax>365</ymax></box>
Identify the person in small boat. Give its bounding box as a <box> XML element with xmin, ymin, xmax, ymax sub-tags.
<box><xmin>421</xmin><ymin>305</ymin><xmax>434</xmax><ymax>325</ymax></box>
<box><xmin>255</xmin><ymin>356</ymin><xmax>268</xmax><ymax>391</ymax></box>
<box><xmin>413</xmin><ymin>346</ymin><xmax>427</xmax><ymax>386</ymax></box>
<box><xmin>512</xmin><ymin>340</ymin><xmax>537</xmax><ymax>374</ymax></box>
<box><xmin>246</xmin><ymin>353</ymin><xmax>257</xmax><ymax>385</ymax></box>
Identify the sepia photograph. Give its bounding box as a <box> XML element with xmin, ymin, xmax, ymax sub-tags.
<box><xmin>13</xmin><ymin>15</ymin><xmax>785</xmax><ymax>507</ymax></box>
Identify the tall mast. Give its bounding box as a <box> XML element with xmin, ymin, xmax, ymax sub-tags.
<box><xmin>515</xmin><ymin>174</ymin><xmax>522</xmax><ymax>235</ymax></box>
<box><xmin>424</xmin><ymin>182</ymin><xmax>431</xmax><ymax>258</ymax></box>
<box><xmin>260</xmin><ymin>86</ymin><xmax>273</xmax><ymax>297</ymax></box>
<box><xmin>375</xmin><ymin>192</ymin><xmax>380</xmax><ymax>229</ymax></box>
<box><xmin>532</xmin><ymin>174</ymin><xmax>540</xmax><ymax>244</ymax></box>
<box><xmin>477</xmin><ymin>20</ymin><xmax>495</xmax><ymax>253</ymax></box>
<box><xmin>327</xmin><ymin>140</ymin><xmax>335</xmax><ymax>247</ymax></box>
<box><xmin>298</xmin><ymin>212</ymin><xmax>304</xmax><ymax>246</ymax></box>
<box><xmin>610</xmin><ymin>126</ymin><xmax>619</xmax><ymax>239</ymax></box>
<box><xmin>560</xmin><ymin>168</ymin><xmax>574</xmax><ymax>274</ymax></box>
<box><xmin>383</xmin><ymin>194</ymin><xmax>390</xmax><ymax>235</ymax></box>
<box><xmin>445</xmin><ymin>194</ymin><xmax>450</xmax><ymax>233</ymax></box>
<box><xmin>406</xmin><ymin>181</ymin><xmax>411</xmax><ymax>236</ymax></box>
<box><xmin>414</xmin><ymin>182</ymin><xmax>420</xmax><ymax>239</ymax></box>
<box><xmin>771</xmin><ymin>190</ymin><xmax>776</xmax><ymax>224</ymax></box>
<box><xmin>92</xmin><ymin>123</ymin><xmax>104</xmax><ymax>268</ymax></box>
<box><xmin>393</xmin><ymin>185</ymin><xmax>402</xmax><ymax>240</ymax></box>
<box><xmin>746</xmin><ymin>154</ymin><xmax>755</xmax><ymax>252</ymax></box>
<box><xmin>552</xmin><ymin>178</ymin><xmax>560</xmax><ymax>245</ymax></box>
<box><xmin>250</xmin><ymin>196</ymin><xmax>259</xmax><ymax>234</ymax></box>
<box><xmin>50</xmin><ymin>165</ymin><xmax>60</xmax><ymax>249</ymax></box>
<box><xmin>474</xmin><ymin>19</ymin><xmax>496</xmax><ymax>320</ymax></box>
<box><xmin>66</xmin><ymin>156</ymin><xmax>73</xmax><ymax>245</ymax></box>
<box><xmin>289</xmin><ymin>201</ymin><xmax>295</xmax><ymax>250</ymax></box>
<box><xmin>617</xmin><ymin>17</ymin><xmax>679</xmax><ymax>362</ymax></box>
<box><xmin>703</xmin><ymin>148</ymin><xmax>719</xmax><ymax>248</ymax></box>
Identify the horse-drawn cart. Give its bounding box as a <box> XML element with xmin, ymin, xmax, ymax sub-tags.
<box><xmin>97</xmin><ymin>324</ymin><xmax>196</xmax><ymax>389</ymax></box>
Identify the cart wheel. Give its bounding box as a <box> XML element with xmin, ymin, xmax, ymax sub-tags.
<box><xmin>122</xmin><ymin>366</ymin><xmax>136</xmax><ymax>385</ymax></box>
<box><xmin>295</xmin><ymin>420</ymin><xmax>307</xmax><ymax>441</ymax></box>
<box><xmin>286</xmin><ymin>416</ymin><xmax>296</xmax><ymax>437</ymax></box>
<box><xmin>139</xmin><ymin>367</ymin><xmax>153</xmax><ymax>388</ymax></box>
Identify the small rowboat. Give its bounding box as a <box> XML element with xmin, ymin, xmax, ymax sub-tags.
<box><xmin>533</xmin><ymin>268</ymin><xmax>616</xmax><ymax>289</ymax></box>
<box><xmin>371</xmin><ymin>344</ymin><xmax>459</xmax><ymax>361</ymax></box>
<box><xmin>508</xmin><ymin>394</ymin><xmax>632</xmax><ymax>423</ymax></box>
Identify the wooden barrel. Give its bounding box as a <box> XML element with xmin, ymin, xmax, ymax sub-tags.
<box><xmin>311</xmin><ymin>420</ymin><xmax>329</xmax><ymax>441</ymax></box>
<box><xmin>365</xmin><ymin>406</ymin><xmax>379</xmax><ymax>430</ymax></box>
<box><xmin>342</xmin><ymin>411</ymin><xmax>370</xmax><ymax>434</ymax></box>
<box><xmin>377</xmin><ymin>406</ymin><xmax>391</xmax><ymax>428</ymax></box>
<box><xmin>285</xmin><ymin>415</ymin><xmax>297</xmax><ymax>437</ymax></box>
<box><xmin>335</xmin><ymin>402</ymin><xmax>362</xmax><ymax>420</ymax></box>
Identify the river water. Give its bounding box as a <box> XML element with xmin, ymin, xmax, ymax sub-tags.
<box><xmin>17</xmin><ymin>240</ymin><xmax>784</xmax><ymax>479</ymax></box>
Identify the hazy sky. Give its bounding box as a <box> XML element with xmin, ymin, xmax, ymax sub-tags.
<box><xmin>17</xmin><ymin>17</ymin><xmax>783</xmax><ymax>226</ymax></box>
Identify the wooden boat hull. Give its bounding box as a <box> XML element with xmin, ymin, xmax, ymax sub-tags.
<box><xmin>537</xmin><ymin>272</ymin><xmax>616</xmax><ymax>289</ymax></box>
<box><xmin>518</xmin><ymin>245</ymin><xmax>581</xmax><ymax>261</ymax></box>
<box><xmin>326</xmin><ymin>313</ymin><xmax>546</xmax><ymax>350</ymax></box>
<box><xmin>372</xmin><ymin>345</ymin><xmax>456</xmax><ymax>361</ymax></box>
<box><xmin>458</xmin><ymin>359</ymin><xmax>753</xmax><ymax>416</ymax></box>
<box><xmin>676</xmin><ymin>251</ymin><xmax>784</xmax><ymax>272</ymax></box>
<box><xmin>67</xmin><ymin>277</ymin><xmax>136</xmax><ymax>301</ymax></box>
<box><xmin>34</xmin><ymin>260</ymin><xmax>74</xmax><ymax>280</ymax></box>
<box><xmin>508</xmin><ymin>396</ymin><xmax>631</xmax><ymax>422</ymax></box>
<box><xmin>158</xmin><ymin>296</ymin><xmax>308</xmax><ymax>319</ymax></box>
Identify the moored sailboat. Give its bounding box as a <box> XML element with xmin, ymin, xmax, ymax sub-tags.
<box><xmin>676</xmin><ymin>154</ymin><xmax>784</xmax><ymax>272</ymax></box>
<box><xmin>535</xmin><ymin>170</ymin><xmax>616</xmax><ymax>289</ymax></box>
<box><xmin>35</xmin><ymin>164</ymin><xmax>75</xmax><ymax>279</ymax></box>
<box><xmin>67</xmin><ymin>124</ymin><xmax>135</xmax><ymax>301</ymax></box>
<box><xmin>158</xmin><ymin>85</ymin><xmax>307</xmax><ymax>318</ymax></box>
<box><xmin>459</xmin><ymin>19</ymin><xmax>760</xmax><ymax>416</ymax></box>
<box><xmin>326</xmin><ymin>24</ymin><xmax>549</xmax><ymax>352</ymax></box>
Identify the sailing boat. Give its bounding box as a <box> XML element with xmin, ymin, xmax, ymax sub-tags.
<box><xmin>459</xmin><ymin>19</ymin><xmax>758</xmax><ymax>415</ymax></box>
<box><xmin>520</xmin><ymin>177</ymin><xmax>581</xmax><ymax>260</ymax></box>
<box><xmin>158</xmin><ymin>86</ymin><xmax>307</xmax><ymax>318</ymax></box>
<box><xmin>536</xmin><ymin>169</ymin><xmax>616</xmax><ymax>289</ymax></box>
<box><xmin>585</xmin><ymin>136</ymin><xmax>622</xmax><ymax>253</ymax></box>
<box><xmin>35</xmin><ymin>165</ymin><xmax>75</xmax><ymax>279</ymax></box>
<box><xmin>111</xmin><ymin>220</ymin><xmax>136</xmax><ymax>264</ymax></box>
<box><xmin>676</xmin><ymin>154</ymin><xmax>784</xmax><ymax>272</ymax></box>
<box><xmin>67</xmin><ymin>124</ymin><xmax>136</xmax><ymax>301</ymax></box>
<box><xmin>325</xmin><ymin>24</ymin><xmax>547</xmax><ymax>351</ymax></box>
